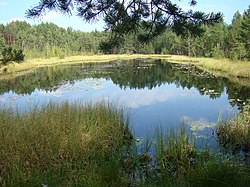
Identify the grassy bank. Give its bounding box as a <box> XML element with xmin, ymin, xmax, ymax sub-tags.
<box><xmin>0</xmin><ymin>54</ymin><xmax>155</xmax><ymax>77</ymax></box>
<box><xmin>0</xmin><ymin>54</ymin><xmax>249</xmax><ymax>79</ymax></box>
<box><xmin>1</xmin><ymin>102</ymin><xmax>250</xmax><ymax>186</ymax></box>
<box><xmin>163</xmin><ymin>55</ymin><xmax>250</xmax><ymax>79</ymax></box>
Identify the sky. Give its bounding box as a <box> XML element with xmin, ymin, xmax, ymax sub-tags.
<box><xmin>0</xmin><ymin>0</ymin><xmax>249</xmax><ymax>32</ymax></box>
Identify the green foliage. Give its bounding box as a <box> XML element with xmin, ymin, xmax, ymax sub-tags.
<box><xmin>0</xmin><ymin>36</ymin><xmax>5</xmax><ymax>52</ymax></box>
<box><xmin>1</xmin><ymin>47</ymin><xmax>25</xmax><ymax>64</ymax></box>
<box><xmin>0</xmin><ymin>21</ymin><xmax>106</xmax><ymax>58</ymax></box>
<box><xmin>240</xmin><ymin>6</ymin><xmax>250</xmax><ymax>59</ymax></box>
<box><xmin>161</xmin><ymin>47</ymin><xmax>168</xmax><ymax>55</ymax></box>
<box><xmin>211</xmin><ymin>46</ymin><xmax>225</xmax><ymax>59</ymax></box>
<box><xmin>228</xmin><ymin>11</ymin><xmax>245</xmax><ymax>60</ymax></box>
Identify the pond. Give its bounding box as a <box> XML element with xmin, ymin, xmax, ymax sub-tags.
<box><xmin>0</xmin><ymin>59</ymin><xmax>249</xmax><ymax>138</ymax></box>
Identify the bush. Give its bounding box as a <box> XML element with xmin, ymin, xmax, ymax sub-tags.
<box><xmin>1</xmin><ymin>47</ymin><xmax>25</xmax><ymax>64</ymax></box>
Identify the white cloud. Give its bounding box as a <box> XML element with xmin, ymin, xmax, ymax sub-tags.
<box><xmin>0</xmin><ymin>97</ymin><xmax>4</xmax><ymax>102</ymax></box>
<box><xmin>42</xmin><ymin>12</ymin><xmax>61</xmax><ymax>21</ymax></box>
<box><xmin>0</xmin><ymin>1</ymin><xmax>7</xmax><ymax>6</ymax></box>
<box><xmin>120</xmin><ymin>89</ymin><xmax>173</xmax><ymax>108</ymax></box>
<box><xmin>36</xmin><ymin>89</ymin><xmax>64</xmax><ymax>97</ymax></box>
<box><xmin>180</xmin><ymin>115</ymin><xmax>215</xmax><ymax>131</ymax></box>
<box><xmin>91</xmin><ymin>86</ymin><xmax>182</xmax><ymax>109</ymax></box>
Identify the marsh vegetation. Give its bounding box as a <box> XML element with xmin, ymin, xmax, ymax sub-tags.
<box><xmin>1</xmin><ymin>102</ymin><xmax>250</xmax><ymax>186</ymax></box>
<box><xmin>0</xmin><ymin>102</ymin><xmax>132</xmax><ymax>186</ymax></box>
<box><xmin>0</xmin><ymin>59</ymin><xmax>250</xmax><ymax>186</ymax></box>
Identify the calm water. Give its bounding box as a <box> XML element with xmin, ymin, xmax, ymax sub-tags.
<box><xmin>0</xmin><ymin>59</ymin><xmax>249</xmax><ymax>137</ymax></box>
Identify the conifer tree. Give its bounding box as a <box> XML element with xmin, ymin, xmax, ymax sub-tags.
<box><xmin>26</xmin><ymin>0</ymin><xmax>222</xmax><ymax>48</ymax></box>
<box><xmin>240</xmin><ymin>6</ymin><xmax>250</xmax><ymax>59</ymax></box>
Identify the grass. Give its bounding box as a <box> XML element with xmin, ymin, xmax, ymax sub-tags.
<box><xmin>163</xmin><ymin>55</ymin><xmax>250</xmax><ymax>79</ymax></box>
<box><xmin>1</xmin><ymin>54</ymin><xmax>249</xmax><ymax>82</ymax></box>
<box><xmin>127</xmin><ymin>125</ymin><xmax>250</xmax><ymax>187</ymax></box>
<box><xmin>1</xmin><ymin>102</ymin><xmax>250</xmax><ymax>186</ymax></box>
<box><xmin>0</xmin><ymin>54</ymin><xmax>250</xmax><ymax>185</ymax></box>
<box><xmin>0</xmin><ymin>54</ymin><xmax>157</xmax><ymax>78</ymax></box>
<box><xmin>217</xmin><ymin>107</ymin><xmax>250</xmax><ymax>153</ymax></box>
<box><xmin>0</xmin><ymin>102</ymin><xmax>131</xmax><ymax>186</ymax></box>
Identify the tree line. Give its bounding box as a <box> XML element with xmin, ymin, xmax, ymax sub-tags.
<box><xmin>0</xmin><ymin>6</ymin><xmax>249</xmax><ymax>62</ymax></box>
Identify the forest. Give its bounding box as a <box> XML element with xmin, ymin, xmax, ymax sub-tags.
<box><xmin>0</xmin><ymin>6</ymin><xmax>249</xmax><ymax>61</ymax></box>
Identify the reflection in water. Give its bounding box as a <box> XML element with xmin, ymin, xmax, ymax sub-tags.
<box><xmin>0</xmin><ymin>59</ymin><xmax>249</xmax><ymax>136</ymax></box>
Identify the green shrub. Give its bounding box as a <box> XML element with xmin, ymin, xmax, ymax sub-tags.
<box><xmin>1</xmin><ymin>47</ymin><xmax>25</xmax><ymax>64</ymax></box>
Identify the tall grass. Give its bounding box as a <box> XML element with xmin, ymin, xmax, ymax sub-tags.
<box><xmin>217</xmin><ymin>108</ymin><xmax>250</xmax><ymax>153</ymax></box>
<box><xmin>128</xmin><ymin>125</ymin><xmax>250</xmax><ymax>186</ymax></box>
<box><xmin>1</xmin><ymin>102</ymin><xmax>250</xmax><ymax>186</ymax></box>
<box><xmin>0</xmin><ymin>102</ymin><xmax>130</xmax><ymax>186</ymax></box>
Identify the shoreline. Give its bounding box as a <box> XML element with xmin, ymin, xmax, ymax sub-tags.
<box><xmin>0</xmin><ymin>54</ymin><xmax>249</xmax><ymax>82</ymax></box>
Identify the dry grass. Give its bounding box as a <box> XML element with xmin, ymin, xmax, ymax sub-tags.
<box><xmin>163</xmin><ymin>55</ymin><xmax>250</xmax><ymax>78</ymax></box>
<box><xmin>1</xmin><ymin>54</ymin><xmax>249</xmax><ymax>79</ymax></box>
<box><xmin>0</xmin><ymin>54</ymin><xmax>157</xmax><ymax>77</ymax></box>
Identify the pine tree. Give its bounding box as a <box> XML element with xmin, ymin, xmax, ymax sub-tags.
<box><xmin>26</xmin><ymin>0</ymin><xmax>222</xmax><ymax>50</ymax></box>
<box><xmin>227</xmin><ymin>12</ymin><xmax>246</xmax><ymax>60</ymax></box>
<box><xmin>240</xmin><ymin>6</ymin><xmax>250</xmax><ymax>59</ymax></box>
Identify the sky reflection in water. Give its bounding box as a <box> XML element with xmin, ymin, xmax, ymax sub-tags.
<box><xmin>0</xmin><ymin>76</ymin><xmax>237</xmax><ymax>137</ymax></box>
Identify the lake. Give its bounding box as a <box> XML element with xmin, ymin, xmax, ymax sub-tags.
<box><xmin>0</xmin><ymin>59</ymin><xmax>249</xmax><ymax>138</ymax></box>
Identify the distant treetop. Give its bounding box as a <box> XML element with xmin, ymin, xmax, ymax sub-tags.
<box><xmin>26</xmin><ymin>0</ymin><xmax>222</xmax><ymax>45</ymax></box>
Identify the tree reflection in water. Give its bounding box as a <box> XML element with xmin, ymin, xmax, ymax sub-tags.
<box><xmin>0</xmin><ymin>59</ymin><xmax>249</xmax><ymax>110</ymax></box>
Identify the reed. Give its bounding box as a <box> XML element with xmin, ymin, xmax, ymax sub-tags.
<box><xmin>217</xmin><ymin>108</ymin><xmax>250</xmax><ymax>153</ymax></box>
<box><xmin>133</xmin><ymin>124</ymin><xmax>250</xmax><ymax>186</ymax></box>
<box><xmin>0</xmin><ymin>102</ymin><xmax>130</xmax><ymax>186</ymax></box>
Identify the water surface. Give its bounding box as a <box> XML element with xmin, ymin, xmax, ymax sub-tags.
<box><xmin>0</xmin><ymin>59</ymin><xmax>249</xmax><ymax>137</ymax></box>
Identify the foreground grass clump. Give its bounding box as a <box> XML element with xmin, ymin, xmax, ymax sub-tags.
<box><xmin>0</xmin><ymin>102</ymin><xmax>131</xmax><ymax>186</ymax></box>
<box><xmin>120</xmin><ymin>125</ymin><xmax>250</xmax><ymax>186</ymax></box>
<box><xmin>217</xmin><ymin>109</ymin><xmax>250</xmax><ymax>153</ymax></box>
<box><xmin>151</xmin><ymin>127</ymin><xmax>250</xmax><ymax>186</ymax></box>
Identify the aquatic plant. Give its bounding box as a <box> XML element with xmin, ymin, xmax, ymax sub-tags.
<box><xmin>132</xmin><ymin>124</ymin><xmax>250</xmax><ymax>186</ymax></box>
<box><xmin>217</xmin><ymin>109</ymin><xmax>250</xmax><ymax>153</ymax></box>
<box><xmin>1</xmin><ymin>102</ymin><xmax>250</xmax><ymax>186</ymax></box>
<box><xmin>0</xmin><ymin>102</ymin><xmax>131</xmax><ymax>186</ymax></box>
